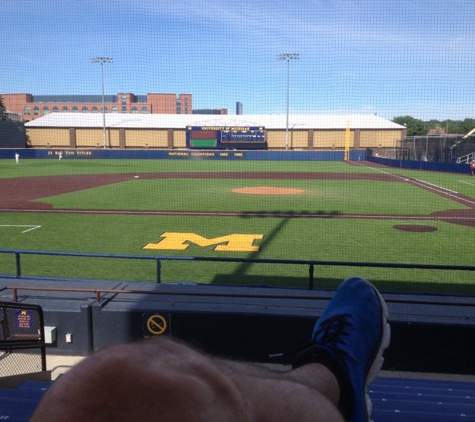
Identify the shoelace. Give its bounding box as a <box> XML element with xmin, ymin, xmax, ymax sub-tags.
<box><xmin>313</xmin><ymin>313</ymin><xmax>352</xmax><ymax>350</ymax></box>
<box><xmin>268</xmin><ymin>313</ymin><xmax>354</xmax><ymax>361</ymax></box>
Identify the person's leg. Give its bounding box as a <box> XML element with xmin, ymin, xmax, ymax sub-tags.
<box><xmin>31</xmin><ymin>337</ymin><xmax>343</xmax><ymax>422</ymax></box>
<box><xmin>215</xmin><ymin>356</ymin><xmax>344</xmax><ymax>421</ymax></box>
<box><xmin>31</xmin><ymin>277</ymin><xmax>389</xmax><ymax>422</ymax></box>
<box><xmin>293</xmin><ymin>276</ymin><xmax>391</xmax><ymax>421</ymax></box>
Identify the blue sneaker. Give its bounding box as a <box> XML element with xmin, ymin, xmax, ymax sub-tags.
<box><xmin>293</xmin><ymin>277</ymin><xmax>390</xmax><ymax>422</ymax></box>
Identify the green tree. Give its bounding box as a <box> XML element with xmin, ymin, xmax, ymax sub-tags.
<box><xmin>461</xmin><ymin>118</ymin><xmax>475</xmax><ymax>135</ymax></box>
<box><xmin>454</xmin><ymin>120</ymin><xmax>465</xmax><ymax>134</ymax></box>
<box><xmin>392</xmin><ymin>116</ymin><xmax>427</xmax><ymax>136</ymax></box>
<box><xmin>0</xmin><ymin>96</ymin><xmax>9</xmax><ymax>121</ymax></box>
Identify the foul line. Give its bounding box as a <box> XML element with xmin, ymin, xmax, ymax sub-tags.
<box><xmin>458</xmin><ymin>180</ymin><xmax>475</xmax><ymax>186</ymax></box>
<box><xmin>353</xmin><ymin>162</ymin><xmax>401</xmax><ymax>178</ymax></box>
<box><xmin>0</xmin><ymin>225</ymin><xmax>41</xmax><ymax>233</ymax></box>
<box><xmin>354</xmin><ymin>162</ymin><xmax>475</xmax><ymax>206</ymax></box>
<box><xmin>411</xmin><ymin>179</ymin><xmax>475</xmax><ymax>206</ymax></box>
<box><xmin>414</xmin><ymin>179</ymin><xmax>457</xmax><ymax>194</ymax></box>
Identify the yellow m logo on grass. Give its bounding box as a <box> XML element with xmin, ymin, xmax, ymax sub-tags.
<box><xmin>143</xmin><ymin>232</ymin><xmax>264</xmax><ymax>252</ymax></box>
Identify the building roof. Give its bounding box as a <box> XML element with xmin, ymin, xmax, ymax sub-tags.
<box><xmin>25</xmin><ymin>113</ymin><xmax>404</xmax><ymax>130</ymax></box>
<box><xmin>6</xmin><ymin>110</ymin><xmax>21</xmax><ymax>121</ymax></box>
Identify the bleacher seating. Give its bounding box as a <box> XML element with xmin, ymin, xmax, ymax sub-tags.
<box><xmin>0</xmin><ymin>376</ymin><xmax>472</xmax><ymax>420</ymax></box>
<box><xmin>0</xmin><ymin>380</ymin><xmax>53</xmax><ymax>421</ymax></box>
<box><xmin>370</xmin><ymin>377</ymin><xmax>475</xmax><ymax>421</ymax></box>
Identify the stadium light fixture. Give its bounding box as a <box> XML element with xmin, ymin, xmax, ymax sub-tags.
<box><xmin>90</xmin><ymin>56</ymin><xmax>113</xmax><ymax>149</ymax></box>
<box><xmin>277</xmin><ymin>53</ymin><xmax>299</xmax><ymax>150</ymax></box>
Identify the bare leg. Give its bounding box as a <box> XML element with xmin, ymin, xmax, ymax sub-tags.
<box><xmin>32</xmin><ymin>277</ymin><xmax>389</xmax><ymax>422</ymax></box>
<box><xmin>31</xmin><ymin>337</ymin><xmax>344</xmax><ymax>422</ymax></box>
<box><xmin>218</xmin><ymin>358</ymin><xmax>343</xmax><ymax>421</ymax></box>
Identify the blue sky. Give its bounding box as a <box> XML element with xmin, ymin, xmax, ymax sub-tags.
<box><xmin>1</xmin><ymin>0</ymin><xmax>474</xmax><ymax>120</ymax></box>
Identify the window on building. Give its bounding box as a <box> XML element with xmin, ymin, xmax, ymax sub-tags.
<box><xmin>142</xmin><ymin>107</ymin><xmax>148</xmax><ymax>114</ymax></box>
<box><xmin>92</xmin><ymin>106</ymin><xmax>98</xmax><ymax>113</ymax></box>
<box><xmin>53</xmin><ymin>107</ymin><xmax>59</xmax><ymax>112</ymax></box>
<box><xmin>72</xmin><ymin>106</ymin><xmax>78</xmax><ymax>113</ymax></box>
<box><xmin>62</xmin><ymin>106</ymin><xmax>69</xmax><ymax>112</ymax></box>
<box><xmin>112</xmin><ymin>106</ymin><xmax>118</xmax><ymax>113</ymax></box>
<box><xmin>82</xmin><ymin>106</ymin><xmax>88</xmax><ymax>113</ymax></box>
<box><xmin>43</xmin><ymin>107</ymin><xmax>50</xmax><ymax>115</ymax></box>
<box><xmin>132</xmin><ymin>107</ymin><xmax>138</xmax><ymax>113</ymax></box>
<box><xmin>176</xmin><ymin>98</ymin><xmax>181</xmax><ymax>114</ymax></box>
<box><xmin>103</xmin><ymin>107</ymin><xmax>108</xmax><ymax>113</ymax></box>
<box><xmin>185</xmin><ymin>98</ymin><xmax>188</xmax><ymax>114</ymax></box>
<box><xmin>24</xmin><ymin>107</ymin><xmax>30</xmax><ymax>116</ymax></box>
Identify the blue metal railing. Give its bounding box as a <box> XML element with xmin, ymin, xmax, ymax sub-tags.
<box><xmin>2</xmin><ymin>249</ymin><xmax>475</xmax><ymax>290</ymax></box>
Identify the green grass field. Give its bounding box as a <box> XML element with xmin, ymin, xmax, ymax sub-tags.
<box><xmin>1</xmin><ymin>158</ymin><xmax>474</xmax><ymax>295</ymax></box>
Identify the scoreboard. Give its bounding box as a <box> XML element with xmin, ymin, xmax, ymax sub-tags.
<box><xmin>186</xmin><ymin>126</ymin><xmax>266</xmax><ymax>150</ymax></box>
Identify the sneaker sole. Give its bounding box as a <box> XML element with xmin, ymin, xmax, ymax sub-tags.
<box><xmin>364</xmin><ymin>283</ymin><xmax>391</xmax><ymax>421</ymax></box>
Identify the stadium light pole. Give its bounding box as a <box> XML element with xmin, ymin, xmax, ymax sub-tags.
<box><xmin>277</xmin><ymin>53</ymin><xmax>299</xmax><ymax>150</ymax></box>
<box><xmin>90</xmin><ymin>56</ymin><xmax>113</xmax><ymax>149</ymax></box>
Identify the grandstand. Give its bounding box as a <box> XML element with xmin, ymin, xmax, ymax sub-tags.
<box><xmin>0</xmin><ymin>269</ymin><xmax>474</xmax><ymax>420</ymax></box>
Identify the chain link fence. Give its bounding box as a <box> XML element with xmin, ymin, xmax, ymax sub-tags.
<box><xmin>369</xmin><ymin>135</ymin><xmax>475</xmax><ymax>163</ymax></box>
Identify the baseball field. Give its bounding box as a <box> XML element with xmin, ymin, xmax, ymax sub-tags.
<box><xmin>1</xmin><ymin>158</ymin><xmax>474</xmax><ymax>295</ymax></box>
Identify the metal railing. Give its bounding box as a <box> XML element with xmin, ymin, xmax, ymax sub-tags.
<box><xmin>457</xmin><ymin>151</ymin><xmax>475</xmax><ymax>163</ymax></box>
<box><xmin>2</xmin><ymin>284</ymin><xmax>475</xmax><ymax>308</ymax></box>
<box><xmin>2</xmin><ymin>249</ymin><xmax>475</xmax><ymax>290</ymax></box>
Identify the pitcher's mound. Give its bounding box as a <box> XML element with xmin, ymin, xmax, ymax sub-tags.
<box><xmin>233</xmin><ymin>186</ymin><xmax>305</xmax><ymax>195</ymax></box>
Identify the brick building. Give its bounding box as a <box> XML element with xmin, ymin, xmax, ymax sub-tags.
<box><xmin>1</xmin><ymin>93</ymin><xmax>192</xmax><ymax>122</ymax></box>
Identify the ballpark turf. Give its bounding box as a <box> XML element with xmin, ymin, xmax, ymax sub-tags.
<box><xmin>1</xmin><ymin>158</ymin><xmax>474</xmax><ymax>295</ymax></box>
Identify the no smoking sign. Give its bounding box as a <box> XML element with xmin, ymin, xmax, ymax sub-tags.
<box><xmin>142</xmin><ymin>313</ymin><xmax>170</xmax><ymax>337</ymax></box>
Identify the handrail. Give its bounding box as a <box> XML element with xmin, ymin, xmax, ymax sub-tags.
<box><xmin>0</xmin><ymin>285</ymin><xmax>321</xmax><ymax>303</ymax></box>
<box><xmin>1</xmin><ymin>284</ymin><xmax>474</xmax><ymax>308</ymax></box>
<box><xmin>456</xmin><ymin>152</ymin><xmax>475</xmax><ymax>163</ymax></box>
<box><xmin>2</xmin><ymin>249</ymin><xmax>475</xmax><ymax>290</ymax></box>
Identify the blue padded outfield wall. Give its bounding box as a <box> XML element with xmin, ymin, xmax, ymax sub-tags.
<box><xmin>0</xmin><ymin>148</ymin><xmax>365</xmax><ymax>161</ymax></box>
<box><xmin>366</xmin><ymin>155</ymin><xmax>472</xmax><ymax>174</ymax></box>
<box><xmin>1</xmin><ymin>149</ymin><xmax>471</xmax><ymax>173</ymax></box>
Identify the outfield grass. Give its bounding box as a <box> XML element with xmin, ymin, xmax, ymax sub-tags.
<box><xmin>1</xmin><ymin>159</ymin><xmax>474</xmax><ymax>295</ymax></box>
<box><xmin>1</xmin><ymin>158</ymin><xmax>369</xmax><ymax>177</ymax></box>
<box><xmin>3</xmin><ymin>157</ymin><xmax>436</xmax><ymax>178</ymax></box>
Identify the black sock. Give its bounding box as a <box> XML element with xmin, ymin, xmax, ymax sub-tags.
<box><xmin>292</xmin><ymin>346</ymin><xmax>354</xmax><ymax>421</ymax></box>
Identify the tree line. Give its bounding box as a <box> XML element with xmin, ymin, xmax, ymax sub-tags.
<box><xmin>0</xmin><ymin>96</ymin><xmax>9</xmax><ymax>121</ymax></box>
<box><xmin>392</xmin><ymin>116</ymin><xmax>475</xmax><ymax>137</ymax></box>
<box><xmin>1</xmin><ymin>96</ymin><xmax>473</xmax><ymax>133</ymax></box>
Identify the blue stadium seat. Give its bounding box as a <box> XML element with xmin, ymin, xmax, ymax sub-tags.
<box><xmin>370</xmin><ymin>377</ymin><xmax>475</xmax><ymax>422</ymax></box>
<box><xmin>16</xmin><ymin>380</ymin><xmax>52</xmax><ymax>391</ymax></box>
<box><xmin>0</xmin><ymin>380</ymin><xmax>53</xmax><ymax>421</ymax></box>
<box><xmin>0</xmin><ymin>376</ymin><xmax>473</xmax><ymax>420</ymax></box>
